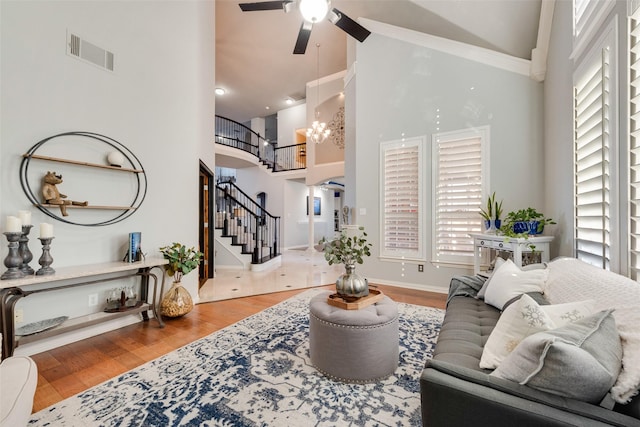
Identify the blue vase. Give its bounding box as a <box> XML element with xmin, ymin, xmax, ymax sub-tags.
<box><xmin>484</xmin><ymin>220</ymin><xmax>500</xmax><ymax>234</ymax></box>
<box><xmin>528</xmin><ymin>221</ymin><xmax>543</xmax><ymax>235</ymax></box>
<box><xmin>513</xmin><ymin>221</ymin><xmax>529</xmax><ymax>234</ymax></box>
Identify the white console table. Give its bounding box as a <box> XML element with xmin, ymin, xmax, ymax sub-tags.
<box><xmin>0</xmin><ymin>258</ymin><xmax>168</xmax><ymax>359</ymax></box>
<box><xmin>470</xmin><ymin>233</ymin><xmax>554</xmax><ymax>275</ymax></box>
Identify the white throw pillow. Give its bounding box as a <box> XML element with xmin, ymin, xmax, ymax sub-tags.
<box><xmin>479</xmin><ymin>294</ymin><xmax>596</xmax><ymax>369</ymax></box>
<box><xmin>477</xmin><ymin>257</ymin><xmax>506</xmax><ymax>299</ymax></box>
<box><xmin>484</xmin><ymin>259</ymin><xmax>548</xmax><ymax>310</ymax></box>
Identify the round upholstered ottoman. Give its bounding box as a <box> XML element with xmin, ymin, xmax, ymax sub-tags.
<box><xmin>309</xmin><ymin>290</ymin><xmax>399</xmax><ymax>383</ymax></box>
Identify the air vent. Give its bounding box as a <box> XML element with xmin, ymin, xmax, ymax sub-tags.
<box><xmin>67</xmin><ymin>31</ymin><xmax>115</xmax><ymax>72</ymax></box>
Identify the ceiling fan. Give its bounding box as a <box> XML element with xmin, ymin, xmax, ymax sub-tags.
<box><xmin>238</xmin><ymin>0</ymin><xmax>371</xmax><ymax>54</ymax></box>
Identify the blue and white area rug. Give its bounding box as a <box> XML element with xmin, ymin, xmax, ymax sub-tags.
<box><xmin>29</xmin><ymin>289</ymin><xmax>444</xmax><ymax>426</ymax></box>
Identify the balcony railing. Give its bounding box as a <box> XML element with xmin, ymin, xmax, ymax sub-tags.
<box><xmin>215</xmin><ymin>115</ymin><xmax>306</xmax><ymax>172</ymax></box>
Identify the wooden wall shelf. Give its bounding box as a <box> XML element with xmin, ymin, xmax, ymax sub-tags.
<box><xmin>38</xmin><ymin>204</ymin><xmax>136</xmax><ymax>211</ymax></box>
<box><xmin>23</xmin><ymin>154</ymin><xmax>143</xmax><ymax>173</ymax></box>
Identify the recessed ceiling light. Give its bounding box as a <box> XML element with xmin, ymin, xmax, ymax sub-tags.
<box><xmin>215</xmin><ymin>88</ymin><xmax>226</xmax><ymax>95</ymax></box>
<box><xmin>286</xmin><ymin>98</ymin><xmax>294</xmax><ymax>105</ymax></box>
<box><xmin>265</xmin><ymin>106</ymin><xmax>270</xmax><ymax>110</ymax></box>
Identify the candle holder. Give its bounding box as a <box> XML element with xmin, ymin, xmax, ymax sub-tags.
<box><xmin>19</xmin><ymin>225</ymin><xmax>35</xmax><ymax>275</ymax></box>
<box><xmin>36</xmin><ymin>237</ymin><xmax>55</xmax><ymax>276</ymax></box>
<box><xmin>2</xmin><ymin>232</ymin><xmax>26</xmax><ymax>280</ymax></box>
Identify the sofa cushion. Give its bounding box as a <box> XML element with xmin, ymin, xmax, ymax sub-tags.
<box><xmin>484</xmin><ymin>259</ymin><xmax>548</xmax><ymax>310</ymax></box>
<box><xmin>480</xmin><ymin>294</ymin><xmax>596</xmax><ymax>369</ymax></box>
<box><xmin>433</xmin><ymin>296</ymin><xmax>501</xmax><ymax>371</ymax></box>
<box><xmin>491</xmin><ymin>309</ymin><xmax>622</xmax><ymax>404</ymax></box>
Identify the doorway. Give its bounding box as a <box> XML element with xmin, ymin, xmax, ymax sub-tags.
<box><xmin>199</xmin><ymin>161</ymin><xmax>215</xmax><ymax>285</ymax></box>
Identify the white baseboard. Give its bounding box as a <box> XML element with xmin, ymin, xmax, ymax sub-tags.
<box><xmin>367</xmin><ymin>277</ymin><xmax>448</xmax><ymax>295</ymax></box>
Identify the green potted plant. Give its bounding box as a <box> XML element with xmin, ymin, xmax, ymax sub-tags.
<box><xmin>318</xmin><ymin>226</ymin><xmax>372</xmax><ymax>301</ymax></box>
<box><xmin>159</xmin><ymin>242</ymin><xmax>203</xmax><ymax>317</ymax></box>
<box><xmin>479</xmin><ymin>192</ymin><xmax>503</xmax><ymax>232</ymax></box>
<box><xmin>500</xmin><ymin>208</ymin><xmax>555</xmax><ymax>236</ymax></box>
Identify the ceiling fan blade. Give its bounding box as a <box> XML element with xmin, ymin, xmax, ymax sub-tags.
<box><xmin>293</xmin><ymin>21</ymin><xmax>313</xmax><ymax>55</ymax></box>
<box><xmin>329</xmin><ymin>8</ymin><xmax>371</xmax><ymax>42</ymax></box>
<box><xmin>239</xmin><ymin>1</ymin><xmax>290</xmax><ymax>12</ymax></box>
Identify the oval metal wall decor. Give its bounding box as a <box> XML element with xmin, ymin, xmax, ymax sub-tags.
<box><xmin>19</xmin><ymin>131</ymin><xmax>147</xmax><ymax>226</ymax></box>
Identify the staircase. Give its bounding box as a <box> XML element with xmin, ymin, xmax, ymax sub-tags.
<box><xmin>215</xmin><ymin>180</ymin><xmax>280</xmax><ymax>268</ymax></box>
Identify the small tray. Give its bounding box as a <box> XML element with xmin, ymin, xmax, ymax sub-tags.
<box><xmin>327</xmin><ymin>289</ymin><xmax>384</xmax><ymax>310</ymax></box>
<box><xmin>16</xmin><ymin>316</ymin><xmax>69</xmax><ymax>336</ymax></box>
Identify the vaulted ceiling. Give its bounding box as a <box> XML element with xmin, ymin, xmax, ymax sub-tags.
<box><xmin>215</xmin><ymin>0</ymin><xmax>542</xmax><ymax>124</ymax></box>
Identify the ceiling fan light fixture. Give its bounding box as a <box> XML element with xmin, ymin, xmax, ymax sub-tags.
<box><xmin>299</xmin><ymin>0</ymin><xmax>330</xmax><ymax>23</ymax></box>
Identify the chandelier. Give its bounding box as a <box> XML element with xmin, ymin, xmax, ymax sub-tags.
<box><xmin>307</xmin><ymin>44</ymin><xmax>330</xmax><ymax>144</ymax></box>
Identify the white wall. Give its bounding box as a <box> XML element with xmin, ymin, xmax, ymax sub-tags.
<box><xmin>542</xmin><ymin>0</ymin><xmax>574</xmax><ymax>258</ymax></box>
<box><xmin>277</xmin><ymin>103</ymin><xmax>306</xmax><ymax>147</ymax></box>
<box><xmin>353</xmin><ymin>22</ymin><xmax>544</xmax><ymax>292</ymax></box>
<box><xmin>306</xmin><ymin>71</ymin><xmax>346</xmax><ymax>186</ymax></box>
<box><xmin>283</xmin><ymin>181</ymin><xmax>336</xmax><ymax>248</ymax></box>
<box><xmin>0</xmin><ymin>0</ymin><xmax>215</xmax><ymax>354</ymax></box>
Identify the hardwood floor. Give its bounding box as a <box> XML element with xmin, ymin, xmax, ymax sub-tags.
<box><xmin>30</xmin><ymin>284</ymin><xmax>447</xmax><ymax>413</ymax></box>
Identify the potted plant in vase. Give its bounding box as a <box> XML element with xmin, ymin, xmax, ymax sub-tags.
<box><xmin>318</xmin><ymin>225</ymin><xmax>372</xmax><ymax>302</ymax></box>
<box><xmin>159</xmin><ymin>242</ymin><xmax>203</xmax><ymax>318</ymax></box>
<box><xmin>500</xmin><ymin>208</ymin><xmax>555</xmax><ymax>236</ymax></box>
<box><xmin>479</xmin><ymin>192</ymin><xmax>503</xmax><ymax>233</ymax></box>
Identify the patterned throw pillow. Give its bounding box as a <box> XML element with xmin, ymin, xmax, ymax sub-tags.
<box><xmin>479</xmin><ymin>294</ymin><xmax>596</xmax><ymax>370</ymax></box>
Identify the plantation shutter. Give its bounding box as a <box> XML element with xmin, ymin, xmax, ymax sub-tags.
<box><xmin>630</xmin><ymin>7</ymin><xmax>640</xmax><ymax>279</ymax></box>
<box><xmin>381</xmin><ymin>138</ymin><xmax>423</xmax><ymax>260</ymax></box>
<box><xmin>432</xmin><ymin>128</ymin><xmax>486</xmax><ymax>265</ymax></box>
<box><xmin>574</xmin><ymin>38</ymin><xmax>612</xmax><ymax>270</ymax></box>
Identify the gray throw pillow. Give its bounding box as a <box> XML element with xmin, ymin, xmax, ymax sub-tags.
<box><xmin>491</xmin><ymin>309</ymin><xmax>622</xmax><ymax>403</ymax></box>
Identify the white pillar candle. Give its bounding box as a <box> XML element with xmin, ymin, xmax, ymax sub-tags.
<box><xmin>18</xmin><ymin>210</ymin><xmax>31</xmax><ymax>226</ymax></box>
<box><xmin>6</xmin><ymin>216</ymin><xmax>22</xmax><ymax>233</ymax></box>
<box><xmin>39</xmin><ymin>223</ymin><xmax>54</xmax><ymax>238</ymax></box>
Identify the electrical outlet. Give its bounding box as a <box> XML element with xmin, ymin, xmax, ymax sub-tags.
<box><xmin>14</xmin><ymin>309</ymin><xmax>24</xmax><ymax>323</ymax></box>
<box><xmin>88</xmin><ymin>293</ymin><xmax>99</xmax><ymax>307</ymax></box>
<box><xmin>418</xmin><ymin>264</ymin><xmax>424</xmax><ymax>272</ymax></box>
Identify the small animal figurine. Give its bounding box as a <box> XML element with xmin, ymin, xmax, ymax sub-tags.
<box><xmin>41</xmin><ymin>171</ymin><xmax>88</xmax><ymax>216</ymax></box>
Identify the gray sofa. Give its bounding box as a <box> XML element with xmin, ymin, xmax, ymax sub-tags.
<box><xmin>420</xmin><ymin>275</ymin><xmax>640</xmax><ymax>427</ymax></box>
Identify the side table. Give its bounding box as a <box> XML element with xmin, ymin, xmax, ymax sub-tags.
<box><xmin>470</xmin><ymin>233</ymin><xmax>554</xmax><ymax>275</ymax></box>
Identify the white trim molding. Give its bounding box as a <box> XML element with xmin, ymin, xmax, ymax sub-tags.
<box><xmin>359</xmin><ymin>18</ymin><xmax>531</xmax><ymax>77</ymax></box>
<box><xmin>530</xmin><ymin>0</ymin><xmax>556</xmax><ymax>82</ymax></box>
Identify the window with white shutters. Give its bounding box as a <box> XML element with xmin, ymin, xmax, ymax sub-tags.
<box><xmin>432</xmin><ymin>127</ymin><xmax>488</xmax><ymax>266</ymax></box>
<box><xmin>573</xmin><ymin>23</ymin><xmax>617</xmax><ymax>271</ymax></box>
<box><xmin>629</xmin><ymin>7</ymin><xmax>640</xmax><ymax>279</ymax></box>
<box><xmin>380</xmin><ymin>137</ymin><xmax>425</xmax><ymax>261</ymax></box>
